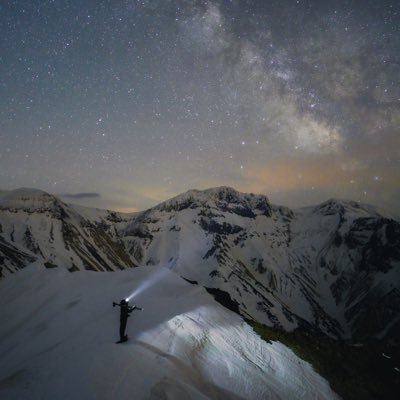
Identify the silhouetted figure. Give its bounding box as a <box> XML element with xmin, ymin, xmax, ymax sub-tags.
<box><xmin>113</xmin><ymin>299</ymin><xmax>142</xmax><ymax>342</ymax></box>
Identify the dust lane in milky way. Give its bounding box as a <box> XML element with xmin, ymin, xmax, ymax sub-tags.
<box><xmin>0</xmin><ymin>1</ymin><xmax>399</xmax><ymax>213</ymax></box>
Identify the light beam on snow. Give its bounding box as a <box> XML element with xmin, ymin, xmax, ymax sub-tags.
<box><xmin>125</xmin><ymin>265</ymin><xmax>172</xmax><ymax>302</ymax></box>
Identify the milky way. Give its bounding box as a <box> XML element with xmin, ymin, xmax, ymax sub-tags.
<box><xmin>0</xmin><ymin>0</ymin><xmax>399</xmax><ymax>213</ymax></box>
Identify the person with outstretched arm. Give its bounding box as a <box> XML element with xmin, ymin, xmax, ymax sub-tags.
<box><xmin>113</xmin><ymin>299</ymin><xmax>142</xmax><ymax>342</ymax></box>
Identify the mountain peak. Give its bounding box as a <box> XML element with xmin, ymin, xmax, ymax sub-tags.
<box><xmin>156</xmin><ymin>186</ymin><xmax>271</xmax><ymax>217</ymax></box>
<box><xmin>0</xmin><ymin>187</ymin><xmax>59</xmax><ymax>212</ymax></box>
<box><xmin>315</xmin><ymin>198</ymin><xmax>380</xmax><ymax>217</ymax></box>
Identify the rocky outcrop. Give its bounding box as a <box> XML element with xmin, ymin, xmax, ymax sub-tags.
<box><xmin>1</xmin><ymin>187</ymin><xmax>399</xmax><ymax>340</ymax></box>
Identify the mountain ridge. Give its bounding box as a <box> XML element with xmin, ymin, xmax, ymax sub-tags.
<box><xmin>0</xmin><ymin>263</ymin><xmax>341</xmax><ymax>400</ymax></box>
<box><xmin>0</xmin><ymin>186</ymin><xmax>395</xmax><ymax>218</ymax></box>
<box><xmin>0</xmin><ymin>186</ymin><xmax>399</xmax><ymax>341</ymax></box>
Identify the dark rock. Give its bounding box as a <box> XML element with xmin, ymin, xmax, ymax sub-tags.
<box><xmin>205</xmin><ymin>287</ymin><xmax>240</xmax><ymax>315</ymax></box>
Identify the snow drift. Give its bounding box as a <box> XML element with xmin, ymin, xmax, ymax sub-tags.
<box><xmin>1</xmin><ymin>186</ymin><xmax>399</xmax><ymax>340</ymax></box>
<box><xmin>0</xmin><ymin>263</ymin><xmax>339</xmax><ymax>400</ymax></box>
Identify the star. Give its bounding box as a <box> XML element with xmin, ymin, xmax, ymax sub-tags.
<box><xmin>0</xmin><ymin>0</ymin><xmax>397</xmax><ymax>214</ymax></box>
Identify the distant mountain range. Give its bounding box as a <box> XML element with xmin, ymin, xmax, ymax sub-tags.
<box><xmin>1</xmin><ymin>187</ymin><xmax>399</xmax><ymax>341</ymax></box>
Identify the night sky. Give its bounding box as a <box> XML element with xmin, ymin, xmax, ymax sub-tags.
<box><xmin>1</xmin><ymin>1</ymin><xmax>399</xmax><ymax>213</ymax></box>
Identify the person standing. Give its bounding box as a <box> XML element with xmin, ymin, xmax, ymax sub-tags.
<box><xmin>113</xmin><ymin>299</ymin><xmax>142</xmax><ymax>342</ymax></box>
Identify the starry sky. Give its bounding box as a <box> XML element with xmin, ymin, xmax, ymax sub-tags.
<box><xmin>1</xmin><ymin>0</ymin><xmax>399</xmax><ymax>213</ymax></box>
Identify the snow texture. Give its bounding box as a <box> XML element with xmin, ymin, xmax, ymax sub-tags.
<box><xmin>1</xmin><ymin>186</ymin><xmax>399</xmax><ymax>340</ymax></box>
<box><xmin>0</xmin><ymin>263</ymin><xmax>339</xmax><ymax>400</ymax></box>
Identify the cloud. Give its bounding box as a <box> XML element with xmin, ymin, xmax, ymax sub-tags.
<box><xmin>60</xmin><ymin>192</ymin><xmax>101</xmax><ymax>199</ymax></box>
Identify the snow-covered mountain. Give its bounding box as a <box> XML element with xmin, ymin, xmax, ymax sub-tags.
<box><xmin>1</xmin><ymin>187</ymin><xmax>399</xmax><ymax>341</ymax></box>
<box><xmin>0</xmin><ymin>263</ymin><xmax>339</xmax><ymax>400</ymax></box>
<box><xmin>0</xmin><ymin>188</ymin><xmax>135</xmax><ymax>274</ymax></box>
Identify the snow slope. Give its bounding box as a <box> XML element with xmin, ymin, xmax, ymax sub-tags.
<box><xmin>0</xmin><ymin>188</ymin><xmax>134</xmax><ymax>274</ymax></box>
<box><xmin>0</xmin><ymin>263</ymin><xmax>339</xmax><ymax>400</ymax></box>
<box><xmin>1</xmin><ymin>186</ymin><xmax>399</xmax><ymax>340</ymax></box>
<box><xmin>121</xmin><ymin>188</ymin><xmax>400</xmax><ymax>339</ymax></box>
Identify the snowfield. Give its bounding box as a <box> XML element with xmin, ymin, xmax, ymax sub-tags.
<box><xmin>1</xmin><ymin>187</ymin><xmax>399</xmax><ymax>341</ymax></box>
<box><xmin>0</xmin><ymin>263</ymin><xmax>339</xmax><ymax>400</ymax></box>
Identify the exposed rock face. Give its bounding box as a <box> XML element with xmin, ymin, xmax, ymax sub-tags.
<box><xmin>0</xmin><ymin>188</ymin><xmax>136</xmax><ymax>275</ymax></box>
<box><xmin>1</xmin><ymin>187</ymin><xmax>399</xmax><ymax>340</ymax></box>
